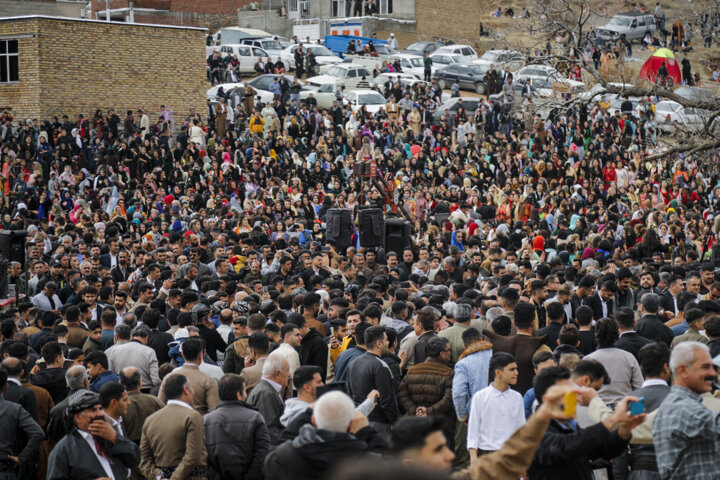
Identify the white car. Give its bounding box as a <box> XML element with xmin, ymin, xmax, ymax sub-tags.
<box><xmin>206</xmin><ymin>83</ymin><xmax>274</xmax><ymax>107</ymax></box>
<box><xmin>434</xmin><ymin>44</ymin><xmax>478</xmax><ymax>60</ymax></box>
<box><xmin>245</xmin><ymin>74</ymin><xmax>318</xmax><ymax>105</ymax></box>
<box><xmin>578</xmin><ymin>82</ymin><xmax>634</xmax><ymax>102</ymax></box>
<box><xmin>515</xmin><ymin>64</ymin><xmax>560</xmax><ymax>83</ymax></box>
<box><xmin>344</xmin><ymin>89</ymin><xmax>388</xmax><ymax>114</ymax></box>
<box><xmin>474</xmin><ymin>49</ymin><xmax>524</xmax><ymax>72</ymax></box>
<box><xmin>655</xmin><ymin>100</ymin><xmax>711</xmax><ymax>133</ymax></box>
<box><xmin>240</xmin><ymin>37</ymin><xmax>285</xmax><ymax>59</ymax></box>
<box><xmin>513</xmin><ymin>77</ymin><xmax>585</xmax><ymax>98</ymax></box>
<box><xmin>215</xmin><ymin>44</ymin><xmax>270</xmax><ymax>73</ymax></box>
<box><xmin>306</xmin><ymin>63</ymin><xmax>372</xmax><ymax>89</ymax></box>
<box><xmin>391</xmin><ymin>53</ymin><xmax>426</xmax><ymax>78</ymax></box>
<box><xmin>429</xmin><ymin>53</ymin><xmax>471</xmax><ymax>74</ymax></box>
<box><xmin>372</xmin><ymin>72</ymin><xmax>422</xmax><ymax>89</ymax></box>
<box><xmin>280</xmin><ymin>44</ymin><xmax>341</xmax><ymax>71</ymax></box>
<box><xmin>606</xmin><ymin>96</ymin><xmax>643</xmax><ymax>116</ymax></box>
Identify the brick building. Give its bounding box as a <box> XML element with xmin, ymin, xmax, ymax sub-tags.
<box><xmin>0</xmin><ymin>16</ymin><xmax>207</xmax><ymax>121</ymax></box>
<box><xmin>91</xmin><ymin>0</ymin><xmax>252</xmax><ymax>31</ymax></box>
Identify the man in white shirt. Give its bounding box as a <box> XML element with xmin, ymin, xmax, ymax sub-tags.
<box><xmin>274</xmin><ymin>323</ymin><xmax>302</xmax><ymax>380</ymax></box>
<box><xmin>467</xmin><ymin>352</ymin><xmax>525</xmax><ymax>464</ymax></box>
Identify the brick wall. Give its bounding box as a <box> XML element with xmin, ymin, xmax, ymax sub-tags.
<box><xmin>0</xmin><ymin>21</ymin><xmax>41</xmax><ymax>118</ymax></box>
<box><xmin>0</xmin><ymin>17</ymin><xmax>207</xmax><ymax>121</ymax></box>
<box><xmin>415</xmin><ymin>0</ymin><xmax>482</xmax><ymax>44</ymax></box>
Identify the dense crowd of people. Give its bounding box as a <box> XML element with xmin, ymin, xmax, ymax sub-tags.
<box><xmin>4</xmin><ymin>23</ymin><xmax>720</xmax><ymax>478</ymax></box>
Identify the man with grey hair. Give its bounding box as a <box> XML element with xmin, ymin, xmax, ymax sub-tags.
<box><xmin>46</xmin><ymin>365</ymin><xmax>90</xmax><ymax>443</ymax></box>
<box><xmin>247</xmin><ymin>353</ymin><xmax>290</xmax><ymax>442</ymax></box>
<box><xmin>443</xmin><ymin>257</ymin><xmax>463</xmax><ymax>283</ymax></box>
<box><xmin>439</xmin><ymin>302</ymin><xmax>476</xmax><ymax>362</ymax></box>
<box><xmin>106</xmin><ymin>324</ymin><xmax>160</xmax><ymax>390</ymax></box>
<box><xmin>653</xmin><ymin>341</ymin><xmax>720</xmax><ymax>479</ymax></box>
<box><xmin>263</xmin><ymin>391</ymin><xmax>383</xmax><ymax>479</ymax></box>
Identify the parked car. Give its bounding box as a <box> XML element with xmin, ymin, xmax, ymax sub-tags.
<box><xmin>206</xmin><ymin>83</ymin><xmax>274</xmax><ymax>107</ymax></box>
<box><xmin>673</xmin><ymin>86</ymin><xmax>714</xmax><ymax>102</ymax></box>
<box><xmin>606</xmin><ymin>96</ymin><xmax>643</xmax><ymax>116</ymax></box>
<box><xmin>595</xmin><ymin>12</ymin><xmax>656</xmax><ymax>42</ymax></box>
<box><xmin>578</xmin><ymin>82</ymin><xmax>634</xmax><ymax>102</ymax></box>
<box><xmin>515</xmin><ymin>64</ymin><xmax>560</xmax><ymax>83</ymax></box>
<box><xmin>429</xmin><ymin>53</ymin><xmax>471</xmax><ymax>74</ymax></box>
<box><xmin>279</xmin><ymin>44</ymin><xmax>342</xmax><ymax>71</ymax></box>
<box><xmin>246</xmin><ymin>74</ymin><xmax>318</xmax><ymax>103</ymax></box>
<box><xmin>512</xmin><ymin>77</ymin><xmax>585</xmax><ymax>98</ymax></box>
<box><xmin>434</xmin><ymin>44</ymin><xmax>478</xmax><ymax>60</ymax></box>
<box><xmin>474</xmin><ymin>49</ymin><xmax>524</xmax><ymax>72</ymax></box>
<box><xmin>402</xmin><ymin>41</ymin><xmax>444</xmax><ymax>56</ymax></box>
<box><xmin>215</xmin><ymin>44</ymin><xmax>270</xmax><ymax>73</ymax></box>
<box><xmin>390</xmin><ymin>53</ymin><xmax>426</xmax><ymax>78</ymax></box>
<box><xmin>433</xmin><ymin>97</ymin><xmax>483</xmax><ymax>123</ymax></box>
<box><xmin>434</xmin><ymin>64</ymin><xmax>488</xmax><ymax>94</ymax></box>
<box><xmin>308</xmin><ymin>83</ymin><xmax>338</xmax><ymax>110</ymax></box>
<box><xmin>655</xmin><ymin>100</ymin><xmax>711</xmax><ymax>133</ymax></box>
<box><xmin>306</xmin><ymin>63</ymin><xmax>372</xmax><ymax>89</ymax></box>
<box><xmin>240</xmin><ymin>37</ymin><xmax>285</xmax><ymax>59</ymax></box>
<box><xmin>372</xmin><ymin>72</ymin><xmax>423</xmax><ymax>89</ymax></box>
<box><xmin>344</xmin><ymin>89</ymin><xmax>388</xmax><ymax>114</ymax></box>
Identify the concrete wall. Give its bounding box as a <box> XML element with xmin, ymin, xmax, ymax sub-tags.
<box><xmin>237</xmin><ymin>8</ymin><xmax>293</xmax><ymax>37</ymax></box>
<box><xmin>0</xmin><ymin>0</ymin><xmax>85</xmax><ymax>18</ymax></box>
<box><xmin>0</xmin><ymin>17</ymin><xmax>207</xmax><ymax>120</ymax></box>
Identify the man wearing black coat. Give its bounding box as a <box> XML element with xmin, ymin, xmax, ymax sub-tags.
<box><xmin>1</xmin><ymin>357</ymin><xmax>38</xmax><ymax>421</ymax></box>
<box><xmin>31</xmin><ymin>341</ymin><xmax>68</xmax><ymax>404</ymax></box>
<box><xmin>204</xmin><ymin>375</ymin><xmax>270</xmax><ymax>480</ymax></box>
<box><xmin>613</xmin><ymin>308</ymin><xmax>652</xmax><ymax>359</ymax></box>
<box><xmin>528</xmin><ymin>367</ymin><xmax>643</xmax><ymax>480</ymax></box>
<box><xmin>586</xmin><ymin>281</ymin><xmax>617</xmax><ymax>321</ymax></box>
<box><xmin>47</xmin><ymin>389</ymin><xmax>140</xmax><ymax>479</ymax></box>
<box><xmin>347</xmin><ymin>326</ymin><xmax>399</xmax><ymax>435</ymax></box>
<box><xmin>297</xmin><ymin>317</ymin><xmax>328</xmax><ymax>382</ymax></box>
<box><xmin>635</xmin><ymin>293</ymin><xmax>673</xmax><ymax>347</ymax></box>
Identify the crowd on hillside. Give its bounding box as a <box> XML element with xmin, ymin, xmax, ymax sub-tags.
<box><xmin>3</xmin><ymin>37</ymin><xmax>720</xmax><ymax>478</ymax></box>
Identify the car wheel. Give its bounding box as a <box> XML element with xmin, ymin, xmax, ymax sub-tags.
<box><xmin>438</xmin><ymin>78</ymin><xmax>447</xmax><ymax>90</ymax></box>
<box><xmin>475</xmin><ymin>82</ymin><xmax>486</xmax><ymax>95</ymax></box>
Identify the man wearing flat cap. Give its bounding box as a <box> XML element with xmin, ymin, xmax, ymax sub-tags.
<box><xmin>47</xmin><ymin>389</ymin><xmax>140</xmax><ymax>479</ymax></box>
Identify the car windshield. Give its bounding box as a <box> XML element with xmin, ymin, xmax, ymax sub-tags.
<box><xmin>674</xmin><ymin>86</ymin><xmax>714</xmax><ymax>102</ymax></box>
<box><xmin>480</xmin><ymin>51</ymin><xmax>502</xmax><ymax>62</ymax></box>
<box><xmin>358</xmin><ymin>93</ymin><xmax>386</xmax><ymax>105</ymax></box>
<box><xmin>405</xmin><ymin>42</ymin><xmax>427</xmax><ymax>52</ymax></box>
<box><xmin>468</xmin><ymin>64</ymin><xmax>488</xmax><ymax>75</ymax></box>
<box><xmin>455</xmin><ymin>56</ymin><xmax>472</xmax><ymax>64</ymax></box>
<box><xmin>310</xmin><ymin>46</ymin><xmax>334</xmax><ymax>56</ymax></box>
<box><xmin>608</xmin><ymin>16</ymin><xmax>632</xmax><ymax>27</ymax></box>
<box><xmin>261</xmin><ymin>40</ymin><xmax>283</xmax><ymax>50</ymax></box>
<box><xmin>406</xmin><ymin>57</ymin><xmax>423</xmax><ymax>67</ymax></box>
<box><xmin>326</xmin><ymin>66</ymin><xmax>347</xmax><ymax>77</ymax></box>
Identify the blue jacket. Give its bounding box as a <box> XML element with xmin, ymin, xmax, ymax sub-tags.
<box><xmin>452</xmin><ymin>342</ymin><xmax>492</xmax><ymax>420</ymax></box>
<box><xmin>334</xmin><ymin>347</ymin><xmax>366</xmax><ymax>384</ymax></box>
<box><xmin>90</xmin><ymin>370</ymin><xmax>120</xmax><ymax>393</ymax></box>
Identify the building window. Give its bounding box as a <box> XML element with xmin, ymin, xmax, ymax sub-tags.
<box><xmin>378</xmin><ymin>0</ymin><xmax>392</xmax><ymax>14</ymax></box>
<box><xmin>332</xmin><ymin>0</ymin><xmax>350</xmax><ymax>17</ymax></box>
<box><xmin>0</xmin><ymin>40</ymin><xmax>19</xmax><ymax>83</ymax></box>
<box><xmin>288</xmin><ymin>0</ymin><xmax>298</xmax><ymax>12</ymax></box>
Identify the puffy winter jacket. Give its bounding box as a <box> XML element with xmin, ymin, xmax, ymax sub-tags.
<box><xmin>397</xmin><ymin>357</ymin><xmax>455</xmax><ymax>437</ymax></box>
<box><xmin>203</xmin><ymin>400</ymin><xmax>270</xmax><ymax>480</ymax></box>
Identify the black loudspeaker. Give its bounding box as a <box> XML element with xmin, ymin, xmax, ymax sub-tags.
<box><xmin>358</xmin><ymin>207</ymin><xmax>384</xmax><ymax>248</ymax></box>
<box><xmin>0</xmin><ymin>256</ymin><xmax>7</xmax><ymax>299</ymax></box>
<box><xmin>0</xmin><ymin>230</ymin><xmax>27</xmax><ymax>270</ymax></box>
<box><xmin>325</xmin><ymin>209</ymin><xmax>353</xmax><ymax>251</ymax></box>
<box><xmin>384</xmin><ymin>218</ymin><xmax>412</xmax><ymax>256</ymax></box>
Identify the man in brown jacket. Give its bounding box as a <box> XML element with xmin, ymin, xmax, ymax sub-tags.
<box><xmin>240</xmin><ymin>333</ymin><xmax>270</xmax><ymax>393</ymax></box>
<box><xmin>223</xmin><ymin>316</ymin><xmax>262</xmax><ymax>375</ymax></box>
<box><xmin>398</xmin><ymin>337</ymin><xmax>455</xmax><ymax>444</ymax></box>
<box><xmin>159</xmin><ymin>337</ymin><xmax>219</xmax><ymax>414</ymax></box>
<box><xmin>141</xmin><ymin>374</ymin><xmax>208</xmax><ymax>480</ymax></box>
